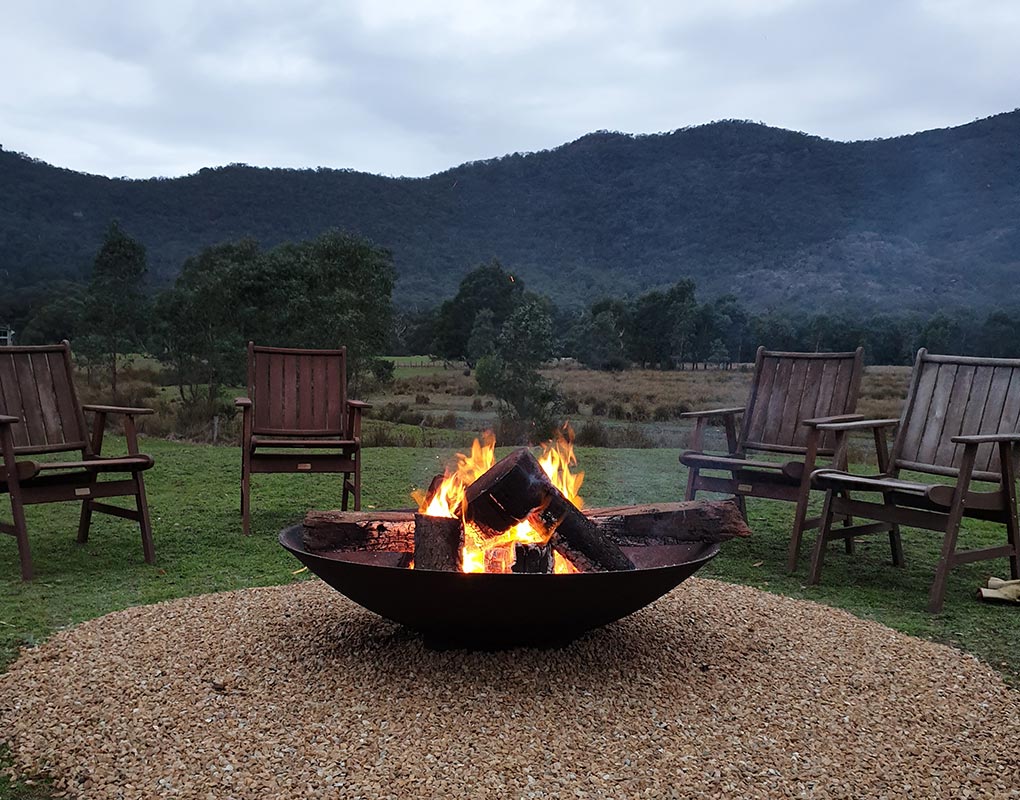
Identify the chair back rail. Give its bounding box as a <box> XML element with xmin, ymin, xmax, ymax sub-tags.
<box><xmin>248</xmin><ymin>344</ymin><xmax>348</xmax><ymax>436</ymax></box>
<box><xmin>892</xmin><ymin>349</ymin><xmax>1020</xmax><ymax>481</ymax></box>
<box><xmin>740</xmin><ymin>347</ymin><xmax>864</xmax><ymax>455</ymax></box>
<box><xmin>0</xmin><ymin>342</ymin><xmax>88</xmax><ymax>455</ymax></box>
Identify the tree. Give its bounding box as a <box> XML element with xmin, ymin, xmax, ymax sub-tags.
<box><xmin>977</xmin><ymin>311</ymin><xmax>1020</xmax><ymax>358</ymax></box>
<box><xmin>17</xmin><ymin>282</ymin><xmax>85</xmax><ymax>344</ymax></box>
<box><xmin>433</xmin><ymin>260</ymin><xmax>525</xmax><ymax>362</ymax></box>
<box><xmin>475</xmin><ymin>298</ymin><xmax>561</xmax><ymax>442</ymax></box>
<box><xmin>152</xmin><ymin>230</ymin><xmax>395</xmax><ymax>422</ymax></box>
<box><xmin>914</xmin><ymin>312</ymin><xmax>963</xmax><ymax>354</ymax></box>
<box><xmin>574</xmin><ymin>310</ymin><xmax>627</xmax><ymax>371</ymax></box>
<box><xmin>467</xmin><ymin>308</ymin><xmax>498</xmax><ymax>365</ymax></box>
<box><xmin>81</xmin><ymin>221</ymin><xmax>148</xmax><ymax>395</ymax></box>
<box><xmin>153</xmin><ymin>239</ymin><xmax>259</xmax><ymax>405</ymax></box>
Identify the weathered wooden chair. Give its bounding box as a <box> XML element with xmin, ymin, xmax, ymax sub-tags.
<box><xmin>0</xmin><ymin>341</ymin><xmax>155</xmax><ymax>580</ymax></box>
<box><xmin>680</xmin><ymin>347</ymin><xmax>865</xmax><ymax>571</ymax></box>
<box><xmin>809</xmin><ymin>350</ymin><xmax>1020</xmax><ymax>613</ymax></box>
<box><xmin>236</xmin><ymin>343</ymin><xmax>368</xmax><ymax>536</ymax></box>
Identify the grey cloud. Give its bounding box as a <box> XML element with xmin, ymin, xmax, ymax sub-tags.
<box><xmin>0</xmin><ymin>0</ymin><xmax>1017</xmax><ymax>178</ymax></box>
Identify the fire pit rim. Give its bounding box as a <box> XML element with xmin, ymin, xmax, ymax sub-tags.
<box><xmin>278</xmin><ymin>523</ymin><xmax>722</xmax><ymax>575</ymax></box>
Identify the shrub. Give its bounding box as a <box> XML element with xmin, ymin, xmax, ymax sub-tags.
<box><xmin>415</xmin><ymin>394</ymin><xmax>431</xmax><ymax>405</ymax></box>
<box><xmin>652</xmin><ymin>404</ymin><xmax>674</xmax><ymax>422</ymax></box>
<box><xmin>575</xmin><ymin>419</ymin><xmax>610</xmax><ymax>447</ymax></box>
<box><xmin>370</xmin><ymin>358</ymin><xmax>396</xmax><ymax>385</ymax></box>
<box><xmin>591</xmin><ymin>400</ymin><xmax>608</xmax><ymax>416</ymax></box>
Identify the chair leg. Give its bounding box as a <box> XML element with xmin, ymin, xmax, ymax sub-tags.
<box><xmin>787</xmin><ymin>476</ymin><xmax>813</xmax><ymax>573</ymax></box>
<box><xmin>341</xmin><ymin>472</ymin><xmax>351</xmax><ymax>511</ymax></box>
<box><xmin>354</xmin><ymin>455</ymin><xmax>362</xmax><ymax>512</ymax></box>
<box><xmin>7</xmin><ymin>490</ymin><xmax>33</xmax><ymax>581</ymax></box>
<box><xmin>837</xmin><ymin>491</ymin><xmax>854</xmax><ymax>554</ymax></box>
<box><xmin>1007</xmin><ymin>511</ymin><xmax>1020</xmax><ymax>581</ymax></box>
<box><xmin>808</xmin><ymin>490</ymin><xmax>837</xmax><ymax>585</ymax></box>
<box><xmin>76</xmin><ymin>468</ymin><xmax>100</xmax><ymax>543</ymax></box>
<box><xmin>928</xmin><ymin>449</ymin><xmax>976</xmax><ymax>613</ymax></box>
<box><xmin>927</xmin><ymin>516</ymin><xmax>962</xmax><ymax>614</ymax></box>
<box><xmin>76</xmin><ymin>498</ymin><xmax>94</xmax><ymax>544</ymax></box>
<box><xmin>683</xmin><ymin>466</ymin><xmax>699</xmax><ymax>502</ymax></box>
<box><xmin>241</xmin><ymin>454</ymin><xmax>252</xmax><ymax>536</ymax></box>
<box><xmin>133</xmin><ymin>472</ymin><xmax>156</xmax><ymax>564</ymax></box>
<box><xmin>1001</xmin><ymin>449</ymin><xmax>1020</xmax><ymax>580</ymax></box>
<box><xmin>888</xmin><ymin>525</ymin><xmax>905</xmax><ymax>567</ymax></box>
<box><xmin>734</xmin><ymin>494</ymin><xmax>748</xmax><ymax>522</ymax></box>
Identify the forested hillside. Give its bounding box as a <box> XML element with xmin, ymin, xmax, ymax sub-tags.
<box><xmin>2</xmin><ymin>110</ymin><xmax>1018</xmax><ymax>310</ymax></box>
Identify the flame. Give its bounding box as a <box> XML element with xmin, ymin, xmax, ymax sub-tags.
<box><xmin>413</xmin><ymin>424</ymin><xmax>584</xmax><ymax>573</ymax></box>
<box><xmin>411</xmin><ymin>431</ymin><xmax>496</xmax><ymax>519</ymax></box>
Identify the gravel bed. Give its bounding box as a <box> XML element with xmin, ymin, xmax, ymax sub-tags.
<box><xmin>2</xmin><ymin>578</ymin><xmax>1019</xmax><ymax>799</ymax></box>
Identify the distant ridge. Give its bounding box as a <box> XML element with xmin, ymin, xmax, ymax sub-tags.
<box><xmin>2</xmin><ymin>110</ymin><xmax>1018</xmax><ymax>310</ymax></box>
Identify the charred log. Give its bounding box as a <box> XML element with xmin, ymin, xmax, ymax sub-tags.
<box><xmin>303</xmin><ymin>510</ymin><xmax>415</xmax><ymax>552</ymax></box>
<box><xmin>590</xmin><ymin>501</ymin><xmax>751</xmax><ymax>545</ymax></box>
<box><xmin>511</xmin><ymin>542</ymin><xmax>554</xmax><ymax>574</ymax></box>
<box><xmin>413</xmin><ymin>513</ymin><xmax>464</xmax><ymax>572</ymax></box>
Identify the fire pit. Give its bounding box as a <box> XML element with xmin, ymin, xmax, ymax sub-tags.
<box><xmin>281</xmin><ymin>429</ymin><xmax>749</xmax><ymax>646</ymax></box>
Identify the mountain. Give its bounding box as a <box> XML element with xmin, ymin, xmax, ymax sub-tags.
<box><xmin>2</xmin><ymin>111</ymin><xmax>1018</xmax><ymax>311</ymax></box>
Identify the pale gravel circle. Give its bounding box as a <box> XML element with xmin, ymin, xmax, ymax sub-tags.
<box><xmin>2</xmin><ymin>578</ymin><xmax>1019</xmax><ymax>799</ymax></box>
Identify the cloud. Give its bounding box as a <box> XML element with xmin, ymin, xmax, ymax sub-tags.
<box><xmin>0</xmin><ymin>0</ymin><xmax>1017</xmax><ymax>178</ymax></box>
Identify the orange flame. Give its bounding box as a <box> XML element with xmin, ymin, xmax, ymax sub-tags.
<box><xmin>413</xmin><ymin>424</ymin><xmax>583</xmax><ymax>573</ymax></box>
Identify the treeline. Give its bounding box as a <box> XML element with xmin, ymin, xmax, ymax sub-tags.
<box><xmin>2</xmin><ymin>223</ymin><xmax>395</xmax><ymax>427</ymax></box>
<box><xmin>393</xmin><ymin>261</ymin><xmax>1020</xmax><ymax>369</ymax></box>
<box><xmin>6</xmin><ymin>224</ymin><xmax>1020</xmax><ymax>426</ymax></box>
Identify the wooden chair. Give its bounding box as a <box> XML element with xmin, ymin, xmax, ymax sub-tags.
<box><xmin>236</xmin><ymin>343</ymin><xmax>368</xmax><ymax>535</ymax></box>
<box><xmin>0</xmin><ymin>341</ymin><xmax>155</xmax><ymax>580</ymax></box>
<box><xmin>809</xmin><ymin>349</ymin><xmax>1020</xmax><ymax>613</ymax></box>
<box><xmin>680</xmin><ymin>346</ymin><xmax>865</xmax><ymax>571</ymax></box>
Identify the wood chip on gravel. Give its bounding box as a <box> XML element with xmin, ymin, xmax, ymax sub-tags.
<box><xmin>2</xmin><ymin>578</ymin><xmax>1018</xmax><ymax>799</ymax></box>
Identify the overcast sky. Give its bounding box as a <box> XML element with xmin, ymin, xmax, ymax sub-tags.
<box><xmin>1</xmin><ymin>0</ymin><xmax>1017</xmax><ymax>179</ymax></box>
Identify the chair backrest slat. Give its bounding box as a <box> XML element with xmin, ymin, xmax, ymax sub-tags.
<box><xmin>741</xmin><ymin>347</ymin><xmax>864</xmax><ymax>455</ymax></box>
<box><xmin>248</xmin><ymin>344</ymin><xmax>347</xmax><ymax>436</ymax></box>
<box><xmin>892</xmin><ymin>350</ymin><xmax>1020</xmax><ymax>480</ymax></box>
<box><xmin>0</xmin><ymin>342</ymin><xmax>87</xmax><ymax>455</ymax></box>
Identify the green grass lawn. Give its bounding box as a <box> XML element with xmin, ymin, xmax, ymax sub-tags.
<box><xmin>2</xmin><ymin>438</ymin><xmax>1019</xmax><ymax>796</ymax></box>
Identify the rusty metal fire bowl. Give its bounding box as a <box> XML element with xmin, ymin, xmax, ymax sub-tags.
<box><xmin>279</xmin><ymin>524</ymin><xmax>720</xmax><ymax>647</ymax></box>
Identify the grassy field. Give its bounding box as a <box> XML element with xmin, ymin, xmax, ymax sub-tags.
<box><xmin>3</xmin><ymin>368</ymin><xmax>1019</xmax><ymax>796</ymax></box>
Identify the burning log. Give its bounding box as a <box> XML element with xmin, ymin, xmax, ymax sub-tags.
<box><xmin>464</xmin><ymin>448</ymin><xmax>635</xmax><ymax>572</ymax></box>
<box><xmin>511</xmin><ymin>543</ymin><xmax>554</xmax><ymax>574</ymax></box>
<box><xmin>302</xmin><ymin>500</ymin><xmax>749</xmax><ymax>555</ymax></box>
<box><xmin>413</xmin><ymin>513</ymin><xmax>464</xmax><ymax>572</ymax></box>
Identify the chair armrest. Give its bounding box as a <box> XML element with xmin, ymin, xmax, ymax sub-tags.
<box><xmin>82</xmin><ymin>404</ymin><xmax>154</xmax><ymax>416</ymax></box>
<box><xmin>802</xmin><ymin>413</ymin><xmax>865</xmax><ymax>428</ymax></box>
<box><xmin>952</xmin><ymin>433</ymin><xmax>1020</xmax><ymax>445</ymax></box>
<box><xmin>678</xmin><ymin>406</ymin><xmax>744</xmax><ymax>419</ymax></box>
<box><xmin>347</xmin><ymin>399</ymin><xmax>371</xmax><ymax>409</ymax></box>
<box><xmin>234</xmin><ymin>397</ymin><xmax>252</xmax><ymax>409</ymax></box>
<box><xmin>0</xmin><ymin>414</ymin><xmax>18</xmax><ymax>425</ymax></box>
<box><xmin>816</xmin><ymin>418</ymin><xmax>899</xmax><ymax>432</ymax></box>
